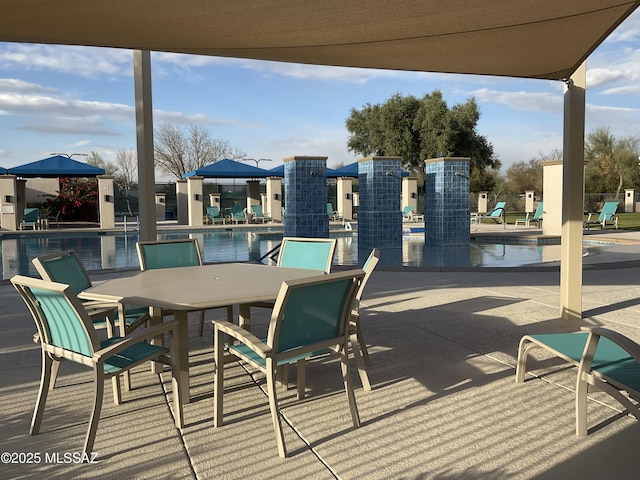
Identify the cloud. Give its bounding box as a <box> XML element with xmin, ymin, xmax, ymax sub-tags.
<box><xmin>0</xmin><ymin>44</ymin><xmax>132</xmax><ymax>78</ymax></box>
<box><xmin>470</xmin><ymin>88</ymin><xmax>562</xmax><ymax>113</ymax></box>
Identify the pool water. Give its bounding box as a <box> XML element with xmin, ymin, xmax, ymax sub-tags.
<box><xmin>0</xmin><ymin>230</ymin><xmax>574</xmax><ymax>280</ymax></box>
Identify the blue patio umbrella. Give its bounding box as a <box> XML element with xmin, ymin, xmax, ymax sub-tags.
<box><xmin>183</xmin><ymin>158</ymin><xmax>271</xmax><ymax>178</ymax></box>
<box><xmin>7</xmin><ymin>155</ymin><xmax>105</xmax><ymax>178</ymax></box>
<box><xmin>327</xmin><ymin>162</ymin><xmax>411</xmax><ymax>178</ymax></box>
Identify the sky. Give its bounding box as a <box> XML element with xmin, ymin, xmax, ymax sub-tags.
<box><xmin>1</xmin><ymin>10</ymin><xmax>640</xmax><ymax>182</ymax></box>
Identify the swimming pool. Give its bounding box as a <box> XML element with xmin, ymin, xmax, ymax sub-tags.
<box><xmin>0</xmin><ymin>229</ymin><xmax>598</xmax><ymax>280</ymax></box>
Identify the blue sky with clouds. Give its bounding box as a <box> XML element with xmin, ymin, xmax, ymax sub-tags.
<box><xmin>1</xmin><ymin>10</ymin><xmax>639</xmax><ymax>180</ymax></box>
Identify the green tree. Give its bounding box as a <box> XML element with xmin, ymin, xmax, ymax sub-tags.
<box><xmin>585</xmin><ymin>127</ymin><xmax>640</xmax><ymax>198</ymax></box>
<box><xmin>505</xmin><ymin>158</ymin><xmax>543</xmax><ymax>194</ymax></box>
<box><xmin>346</xmin><ymin>90</ymin><xmax>500</xmax><ymax>190</ymax></box>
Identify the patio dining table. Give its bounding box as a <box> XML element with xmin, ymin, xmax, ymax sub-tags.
<box><xmin>79</xmin><ymin>263</ymin><xmax>321</xmax><ymax>403</ymax></box>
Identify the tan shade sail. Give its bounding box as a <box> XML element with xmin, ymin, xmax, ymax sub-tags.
<box><xmin>1</xmin><ymin>0</ymin><xmax>638</xmax><ymax>80</ymax></box>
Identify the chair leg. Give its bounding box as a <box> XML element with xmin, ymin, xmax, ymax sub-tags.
<box><xmin>340</xmin><ymin>344</ymin><xmax>360</xmax><ymax>428</ymax></box>
<box><xmin>277</xmin><ymin>364</ymin><xmax>290</xmax><ymax>392</ymax></box>
<box><xmin>576</xmin><ymin>371</ymin><xmax>589</xmax><ymax>436</ymax></box>
<box><xmin>213</xmin><ymin>327</ymin><xmax>224</xmax><ymax>428</ymax></box>
<box><xmin>353</xmin><ymin>316</ymin><xmax>372</xmax><ymax>367</ymax></box>
<box><xmin>83</xmin><ymin>368</ymin><xmax>105</xmax><ymax>456</ymax></box>
<box><xmin>31</xmin><ymin>351</ymin><xmax>53</xmax><ymax>435</ymax></box>
<box><xmin>169</xmin><ymin>327</ymin><xmax>184</xmax><ymax>429</ymax></box>
<box><xmin>112</xmin><ymin>374</ymin><xmax>122</xmax><ymax>405</ymax></box>
<box><xmin>296</xmin><ymin>359</ymin><xmax>306</xmax><ymax>400</ymax></box>
<box><xmin>350</xmin><ymin>333</ymin><xmax>371</xmax><ymax>391</ymax></box>
<box><xmin>515</xmin><ymin>337</ymin><xmax>539</xmax><ymax>384</ymax></box>
<box><xmin>266</xmin><ymin>361</ymin><xmax>287</xmax><ymax>458</ymax></box>
<box><xmin>49</xmin><ymin>356</ymin><xmax>61</xmax><ymax>391</ymax></box>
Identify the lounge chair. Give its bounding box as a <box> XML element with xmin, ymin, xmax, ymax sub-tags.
<box><xmin>250</xmin><ymin>204</ymin><xmax>271</xmax><ymax>223</ymax></box>
<box><xmin>472</xmin><ymin>201</ymin><xmax>506</xmax><ymax>227</ymax></box>
<box><xmin>228</xmin><ymin>204</ymin><xmax>247</xmax><ymax>224</ymax></box>
<box><xmin>137</xmin><ymin>238</ymin><xmax>233</xmax><ymax>336</ymax></box>
<box><xmin>11</xmin><ymin>275</ymin><xmax>183</xmax><ymax>456</ymax></box>
<box><xmin>213</xmin><ymin>269</ymin><xmax>365</xmax><ymax>458</ymax></box>
<box><xmin>206</xmin><ymin>206</ymin><xmax>225</xmax><ymax>224</ymax></box>
<box><xmin>515</xmin><ymin>202</ymin><xmax>543</xmax><ymax>228</ymax></box>
<box><xmin>328</xmin><ymin>202</ymin><xmax>340</xmax><ymax>221</ymax></box>
<box><xmin>584</xmin><ymin>201</ymin><xmax>619</xmax><ymax>230</ymax></box>
<box><xmin>20</xmin><ymin>207</ymin><xmax>40</xmax><ymax>230</ymax></box>
<box><xmin>402</xmin><ymin>205</ymin><xmax>416</xmax><ymax>222</ymax></box>
<box><xmin>516</xmin><ymin>327</ymin><xmax>640</xmax><ymax>435</ymax></box>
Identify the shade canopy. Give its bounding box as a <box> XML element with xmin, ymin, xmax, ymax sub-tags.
<box><xmin>7</xmin><ymin>155</ymin><xmax>105</xmax><ymax>178</ymax></box>
<box><xmin>1</xmin><ymin>1</ymin><xmax>638</xmax><ymax>81</ymax></box>
<box><xmin>183</xmin><ymin>158</ymin><xmax>270</xmax><ymax>179</ymax></box>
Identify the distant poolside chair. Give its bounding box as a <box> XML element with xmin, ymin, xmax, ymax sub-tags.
<box><xmin>20</xmin><ymin>208</ymin><xmax>40</xmax><ymax>230</ymax></box>
<box><xmin>402</xmin><ymin>206</ymin><xmax>416</xmax><ymax>222</ymax></box>
<box><xmin>515</xmin><ymin>202</ymin><xmax>543</xmax><ymax>228</ymax></box>
<box><xmin>206</xmin><ymin>206</ymin><xmax>225</xmax><ymax>224</ymax></box>
<box><xmin>250</xmin><ymin>205</ymin><xmax>271</xmax><ymax>223</ymax></box>
<box><xmin>472</xmin><ymin>201</ymin><xmax>506</xmax><ymax>228</ymax></box>
<box><xmin>229</xmin><ymin>204</ymin><xmax>247</xmax><ymax>224</ymax></box>
<box><xmin>327</xmin><ymin>203</ymin><xmax>340</xmax><ymax>221</ymax></box>
<box><xmin>584</xmin><ymin>201</ymin><xmax>619</xmax><ymax>230</ymax></box>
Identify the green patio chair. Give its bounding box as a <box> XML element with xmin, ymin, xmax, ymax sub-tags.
<box><xmin>515</xmin><ymin>202</ymin><xmax>544</xmax><ymax>228</ymax></box>
<box><xmin>473</xmin><ymin>201</ymin><xmax>506</xmax><ymax>225</ymax></box>
<box><xmin>328</xmin><ymin>202</ymin><xmax>340</xmax><ymax>221</ymax></box>
<box><xmin>213</xmin><ymin>269</ymin><xmax>365</xmax><ymax>458</ymax></box>
<box><xmin>584</xmin><ymin>201</ymin><xmax>619</xmax><ymax>230</ymax></box>
<box><xmin>20</xmin><ymin>207</ymin><xmax>40</xmax><ymax>230</ymax></box>
<box><xmin>137</xmin><ymin>238</ymin><xmax>232</xmax><ymax>336</ymax></box>
<box><xmin>277</xmin><ymin>236</ymin><xmax>337</xmax><ymax>272</ymax></box>
<box><xmin>206</xmin><ymin>206</ymin><xmax>225</xmax><ymax>224</ymax></box>
<box><xmin>250</xmin><ymin>204</ymin><xmax>271</xmax><ymax>223</ymax></box>
<box><xmin>516</xmin><ymin>327</ymin><xmax>640</xmax><ymax>435</ymax></box>
<box><xmin>294</xmin><ymin>248</ymin><xmax>380</xmax><ymax>396</ymax></box>
<box><xmin>32</xmin><ymin>249</ymin><xmax>151</xmax><ymax>392</ymax></box>
<box><xmin>11</xmin><ymin>275</ymin><xmax>183</xmax><ymax>456</ymax></box>
<box><xmin>402</xmin><ymin>205</ymin><xmax>415</xmax><ymax>222</ymax></box>
<box><xmin>228</xmin><ymin>204</ymin><xmax>247</xmax><ymax>223</ymax></box>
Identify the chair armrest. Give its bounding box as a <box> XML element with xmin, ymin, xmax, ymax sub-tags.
<box><xmin>580</xmin><ymin>326</ymin><xmax>640</xmax><ymax>361</ymax></box>
<box><xmin>93</xmin><ymin>319</ymin><xmax>180</xmax><ymax>362</ymax></box>
<box><xmin>214</xmin><ymin>320</ymin><xmax>271</xmax><ymax>357</ymax></box>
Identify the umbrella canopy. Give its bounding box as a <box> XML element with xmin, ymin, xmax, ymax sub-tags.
<box><xmin>327</xmin><ymin>162</ymin><xmax>410</xmax><ymax>177</ymax></box>
<box><xmin>1</xmin><ymin>1</ymin><xmax>638</xmax><ymax>81</ymax></box>
<box><xmin>183</xmin><ymin>158</ymin><xmax>271</xmax><ymax>178</ymax></box>
<box><xmin>7</xmin><ymin>155</ymin><xmax>105</xmax><ymax>178</ymax></box>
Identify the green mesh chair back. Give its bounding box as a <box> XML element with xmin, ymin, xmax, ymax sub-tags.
<box><xmin>207</xmin><ymin>206</ymin><xmax>221</xmax><ymax>218</ymax></box>
<box><xmin>32</xmin><ymin>250</ymin><xmax>93</xmax><ymax>295</ymax></box>
<box><xmin>13</xmin><ymin>277</ymin><xmax>97</xmax><ymax>359</ymax></box>
<box><xmin>490</xmin><ymin>201</ymin><xmax>506</xmax><ymax>217</ymax></box>
<box><xmin>137</xmin><ymin>239</ymin><xmax>202</xmax><ymax>271</ymax></box>
<box><xmin>251</xmin><ymin>205</ymin><xmax>264</xmax><ymax>217</ymax></box>
<box><xmin>277</xmin><ymin>237</ymin><xmax>336</xmax><ymax>273</ymax></box>
<box><xmin>597</xmin><ymin>201</ymin><xmax>619</xmax><ymax>223</ymax></box>
<box><xmin>274</xmin><ymin>276</ymin><xmax>355</xmax><ymax>353</ymax></box>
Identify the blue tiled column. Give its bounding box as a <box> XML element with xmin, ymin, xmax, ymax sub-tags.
<box><xmin>357</xmin><ymin>156</ymin><xmax>402</xmax><ymax>265</ymax></box>
<box><xmin>423</xmin><ymin>157</ymin><xmax>470</xmax><ymax>266</ymax></box>
<box><xmin>283</xmin><ymin>156</ymin><xmax>329</xmax><ymax>238</ymax></box>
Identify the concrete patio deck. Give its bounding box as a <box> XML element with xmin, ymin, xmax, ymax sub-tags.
<box><xmin>2</xmin><ymin>227</ymin><xmax>640</xmax><ymax>479</ymax></box>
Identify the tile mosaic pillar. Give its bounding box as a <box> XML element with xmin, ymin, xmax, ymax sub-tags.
<box><xmin>423</xmin><ymin>157</ymin><xmax>470</xmax><ymax>267</ymax></box>
<box><xmin>357</xmin><ymin>156</ymin><xmax>402</xmax><ymax>265</ymax></box>
<box><xmin>283</xmin><ymin>156</ymin><xmax>328</xmax><ymax>238</ymax></box>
